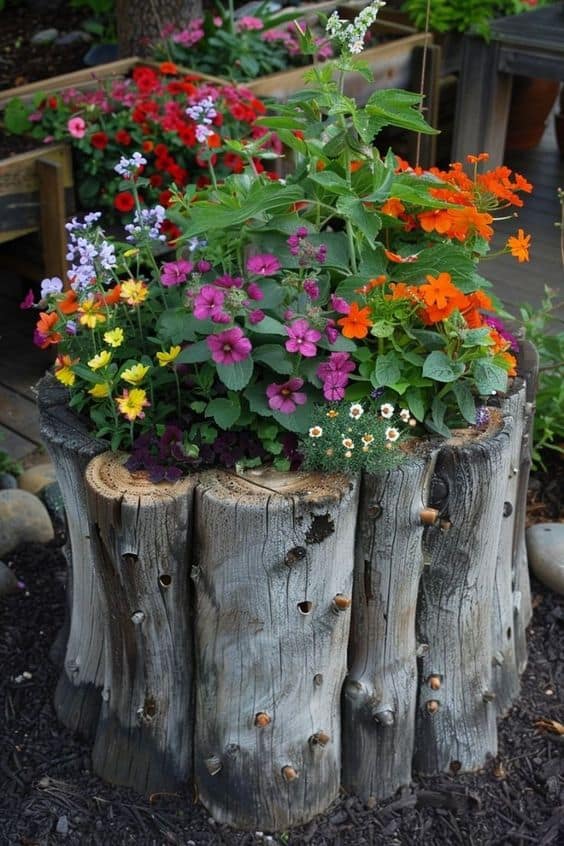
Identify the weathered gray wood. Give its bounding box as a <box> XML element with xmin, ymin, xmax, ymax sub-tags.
<box><xmin>192</xmin><ymin>469</ymin><xmax>359</xmax><ymax>831</ymax></box>
<box><xmin>413</xmin><ymin>419</ymin><xmax>513</xmax><ymax>774</ymax></box>
<box><xmin>492</xmin><ymin>383</ymin><xmax>527</xmax><ymax>715</ymax></box>
<box><xmin>342</xmin><ymin>454</ymin><xmax>434</xmax><ymax>801</ymax></box>
<box><xmin>37</xmin><ymin>376</ymin><xmax>107</xmax><ymax>739</ymax></box>
<box><xmin>513</xmin><ymin>340</ymin><xmax>540</xmax><ymax>673</ymax></box>
<box><xmin>86</xmin><ymin>452</ymin><xmax>197</xmax><ymax>794</ymax></box>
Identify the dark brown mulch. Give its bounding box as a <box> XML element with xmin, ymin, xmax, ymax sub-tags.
<box><xmin>1</xmin><ymin>534</ymin><xmax>563</xmax><ymax>846</ymax></box>
<box><xmin>0</xmin><ymin>0</ymin><xmax>90</xmax><ymax>92</ymax></box>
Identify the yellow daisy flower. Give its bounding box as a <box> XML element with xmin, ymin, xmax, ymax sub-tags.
<box><xmin>89</xmin><ymin>382</ymin><xmax>111</xmax><ymax>399</ymax></box>
<box><xmin>88</xmin><ymin>350</ymin><xmax>112</xmax><ymax>370</ymax></box>
<box><xmin>54</xmin><ymin>354</ymin><xmax>77</xmax><ymax>387</ymax></box>
<box><xmin>104</xmin><ymin>328</ymin><xmax>125</xmax><ymax>348</ymax></box>
<box><xmin>120</xmin><ymin>280</ymin><xmax>148</xmax><ymax>306</ymax></box>
<box><xmin>156</xmin><ymin>345</ymin><xmax>181</xmax><ymax>367</ymax></box>
<box><xmin>79</xmin><ymin>299</ymin><xmax>106</xmax><ymax>328</ymax></box>
<box><xmin>115</xmin><ymin>388</ymin><xmax>150</xmax><ymax>421</ymax></box>
<box><xmin>121</xmin><ymin>363</ymin><xmax>150</xmax><ymax>385</ymax></box>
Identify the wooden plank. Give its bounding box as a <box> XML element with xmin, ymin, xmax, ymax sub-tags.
<box><xmin>0</xmin><ymin>423</ymin><xmax>37</xmax><ymax>461</ymax></box>
<box><xmin>0</xmin><ymin>384</ymin><xmax>42</xmax><ymax>444</ymax></box>
<box><xmin>37</xmin><ymin>158</ymin><xmax>68</xmax><ymax>283</ymax></box>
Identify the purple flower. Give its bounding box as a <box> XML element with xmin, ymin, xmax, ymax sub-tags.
<box><xmin>246</xmin><ymin>254</ymin><xmax>281</xmax><ymax>276</ymax></box>
<box><xmin>315</xmin><ymin>244</ymin><xmax>328</xmax><ymax>264</ymax></box>
<box><xmin>249</xmin><ymin>309</ymin><xmax>265</xmax><ymax>325</ymax></box>
<box><xmin>196</xmin><ymin>259</ymin><xmax>212</xmax><ymax>273</ymax></box>
<box><xmin>20</xmin><ymin>289</ymin><xmax>35</xmax><ymax>310</ymax></box>
<box><xmin>266</xmin><ymin>378</ymin><xmax>307</xmax><ymax>414</ymax></box>
<box><xmin>317</xmin><ymin>351</ymin><xmax>356</xmax><ymax>380</ymax></box>
<box><xmin>285</xmin><ymin>319</ymin><xmax>322</xmax><ymax>358</ymax></box>
<box><xmin>207</xmin><ymin>327</ymin><xmax>252</xmax><ymax>364</ymax></box>
<box><xmin>214</xmin><ymin>274</ymin><xmax>243</xmax><ymax>289</ymax></box>
<box><xmin>287</xmin><ymin>227</ymin><xmax>309</xmax><ymax>255</ymax></box>
<box><xmin>371</xmin><ymin>387</ymin><xmax>385</xmax><ymax>399</ymax></box>
<box><xmin>161</xmin><ymin>260</ymin><xmax>193</xmax><ymax>287</ymax></box>
<box><xmin>65</xmin><ymin>320</ymin><xmax>78</xmax><ymax>335</ymax></box>
<box><xmin>246</xmin><ymin>282</ymin><xmax>264</xmax><ymax>301</ymax></box>
<box><xmin>475</xmin><ymin>406</ymin><xmax>490</xmax><ymax>429</ymax></box>
<box><xmin>193</xmin><ymin>285</ymin><xmax>229</xmax><ymax>322</ymax></box>
<box><xmin>321</xmin><ymin>371</ymin><xmax>348</xmax><ymax>401</ymax></box>
<box><xmin>483</xmin><ymin>316</ymin><xmax>519</xmax><ymax>352</ymax></box>
<box><xmin>303</xmin><ymin>278</ymin><xmax>319</xmax><ymax>300</ymax></box>
<box><xmin>40</xmin><ymin>277</ymin><xmax>63</xmax><ymax>299</ymax></box>
<box><xmin>325</xmin><ymin>321</ymin><xmax>338</xmax><ymax>344</ymax></box>
<box><xmin>330</xmin><ymin>294</ymin><xmax>350</xmax><ymax>315</ymax></box>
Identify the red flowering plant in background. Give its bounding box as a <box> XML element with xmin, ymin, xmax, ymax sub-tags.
<box><xmin>27</xmin><ymin>4</ymin><xmax>534</xmax><ymax>478</ymax></box>
<box><xmin>5</xmin><ymin>63</ymin><xmax>274</xmax><ymax>234</ymax></box>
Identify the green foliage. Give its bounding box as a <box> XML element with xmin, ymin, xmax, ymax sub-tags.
<box><xmin>402</xmin><ymin>0</ymin><xmax>556</xmax><ymax>40</ymax></box>
<box><xmin>0</xmin><ymin>433</ymin><xmax>22</xmax><ymax>477</ymax></box>
<box><xmin>516</xmin><ymin>287</ymin><xmax>564</xmax><ymax>468</ymax></box>
<box><xmin>69</xmin><ymin>0</ymin><xmax>116</xmax><ymax>42</ymax></box>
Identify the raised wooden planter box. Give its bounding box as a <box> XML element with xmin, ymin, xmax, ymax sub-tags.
<box><xmin>37</xmin><ymin>341</ymin><xmax>538</xmax><ymax>831</ymax></box>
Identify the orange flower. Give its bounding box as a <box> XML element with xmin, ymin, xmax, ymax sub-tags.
<box><xmin>489</xmin><ymin>328</ymin><xmax>511</xmax><ymax>354</ymax></box>
<box><xmin>419</xmin><ymin>273</ymin><xmax>468</xmax><ymax>323</ymax></box>
<box><xmin>506</xmin><ymin>228</ymin><xmax>531</xmax><ymax>263</ymax></box>
<box><xmin>499</xmin><ymin>351</ymin><xmax>517</xmax><ymax>377</ymax></box>
<box><xmin>380</xmin><ymin>197</ymin><xmax>405</xmax><ymax>217</ymax></box>
<box><xmin>98</xmin><ymin>284</ymin><xmax>122</xmax><ymax>306</ymax></box>
<box><xmin>387</xmin><ymin>282</ymin><xmax>421</xmax><ymax>302</ymax></box>
<box><xmin>349</xmin><ymin>160</ymin><xmax>364</xmax><ymax>173</ymax></box>
<box><xmin>467</xmin><ymin>153</ymin><xmax>490</xmax><ymax>164</ymax></box>
<box><xmin>355</xmin><ymin>275</ymin><xmax>387</xmax><ymax>295</ymax></box>
<box><xmin>384</xmin><ymin>249</ymin><xmax>419</xmax><ymax>263</ymax></box>
<box><xmin>159</xmin><ymin>61</ymin><xmax>178</xmax><ymax>75</ymax></box>
<box><xmin>59</xmin><ymin>289</ymin><xmax>78</xmax><ymax>315</ymax></box>
<box><xmin>206</xmin><ymin>132</ymin><xmax>222</xmax><ymax>149</ymax></box>
<box><xmin>315</xmin><ymin>160</ymin><xmax>326</xmax><ymax>171</ymax></box>
<box><xmin>337</xmin><ymin>302</ymin><xmax>373</xmax><ymax>339</ymax></box>
<box><xmin>418</xmin><ymin>208</ymin><xmax>455</xmax><ymax>236</ymax></box>
<box><xmin>35</xmin><ymin>311</ymin><xmax>62</xmax><ymax>348</ymax></box>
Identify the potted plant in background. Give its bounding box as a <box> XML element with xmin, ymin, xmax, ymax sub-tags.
<box><xmin>31</xmin><ymin>1</ymin><xmax>539</xmax><ymax>831</ymax></box>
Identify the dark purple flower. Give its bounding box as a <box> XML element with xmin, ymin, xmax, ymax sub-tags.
<box><xmin>371</xmin><ymin>387</ymin><xmax>385</xmax><ymax>399</ymax></box>
<box><xmin>475</xmin><ymin>406</ymin><xmax>490</xmax><ymax>429</ymax></box>
<box><xmin>315</xmin><ymin>244</ymin><xmax>327</xmax><ymax>264</ymax></box>
<box><xmin>266</xmin><ymin>377</ymin><xmax>307</xmax><ymax>413</ymax></box>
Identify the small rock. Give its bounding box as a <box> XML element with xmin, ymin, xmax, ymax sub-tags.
<box><xmin>30</xmin><ymin>28</ymin><xmax>59</xmax><ymax>45</ymax></box>
<box><xmin>55</xmin><ymin>30</ymin><xmax>92</xmax><ymax>47</ymax></box>
<box><xmin>0</xmin><ymin>473</ymin><xmax>18</xmax><ymax>490</ymax></box>
<box><xmin>18</xmin><ymin>463</ymin><xmax>57</xmax><ymax>496</ymax></box>
<box><xmin>0</xmin><ymin>490</ymin><xmax>54</xmax><ymax>557</ymax></box>
<box><xmin>527</xmin><ymin>523</ymin><xmax>564</xmax><ymax>595</ymax></box>
<box><xmin>83</xmin><ymin>43</ymin><xmax>119</xmax><ymax>67</ymax></box>
<box><xmin>55</xmin><ymin>814</ymin><xmax>69</xmax><ymax>837</ymax></box>
<box><xmin>0</xmin><ymin>560</ymin><xmax>20</xmax><ymax>596</ymax></box>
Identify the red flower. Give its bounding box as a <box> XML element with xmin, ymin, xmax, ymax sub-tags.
<box><xmin>150</xmin><ymin>173</ymin><xmax>163</xmax><ymax>188</ymax></box>
<box><xmin>224</xmin><ymin>151</ymin><xmax>244</xmax><ymax>173</ymax></box>
<box><xmin>90</xmin><ymin>131</ymin><xmax>109</xmax><ymax>150</ymax></box>
<box><xmin>159</xmin><ymin>190</ymin><xmax>173</xmax><ymax>207</ymax></box>
<box><xmin>142</xmin><ymin>139</ymin><xmax>154</xmax><ymax>153</ymax></box>
<box><xmin>115</xmin><ymin>129</ymin><xmax>132</xmax><ymax>146</ymax></box>
<box><xmin>132</xmin><ymin>66</ymin><xmax>160</xmax><ymax>95</ymax></box>
<box><xmin>47</xmin><ymin>96</ymin><xmax>58</xmax><ymax>109</ymax></box>
<box><xmin>114</xmin><ymin>191</ymin><xmax>135</xmax><ymax>213</ymax></box>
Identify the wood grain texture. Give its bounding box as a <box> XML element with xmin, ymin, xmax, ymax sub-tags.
<box><xmin>37</xmin><ymin>376</ymin><xmax>107</xmax><ymax>739</ymax></box>
<box><xmin>86</xmin><ymin>452</ymin><xmax>197</xmax><ymax>794</ymax></box>
<box><xmin>342</xmin><ymin>454</ymin><xmax>434</xmax><ymax>800</ymax></box>
<box><xmin>192</xmin><ymin>469</ymin><xmax>359</xmax><ymax>831</ymax></box>
<box><xmin>413</xmin><ymin>419</ymin><xmax>513</xmax><ymax>774</ymax></box>
<box><xmin>492</xmin><ymin>383</ymin><xmax>527</xmax><ymax>715</ymax></box>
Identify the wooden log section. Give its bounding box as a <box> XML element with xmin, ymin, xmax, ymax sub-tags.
<box><xmin>85</xmin><ymin>452</ymin><xmax>197</xmax><ymax>794</ymax></box>
<box><xmin>192</xmin><ymin>469</ymin><xmax>359</xmax><ymax>831</ymax></box>
<box><xmin>342</xmin><ymin>453</ymin><xmax>435</xmax><ymax>801</ymax></box>
<box><xmin>37</xmin><ymin>376</ymin><xmax>107</xmax><ymax>739</ymax></box>
<box><xmin>492</xmin><ymin>383</ymin><xmax>526</xmax><ymax>715</ymax></box>
<box><xmin>413</xmin><ymin>418</ymin><xmax>513</xmax><ymax>774</ymax></box>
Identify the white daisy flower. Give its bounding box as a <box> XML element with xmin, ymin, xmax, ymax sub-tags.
<box><xmin>399</xmin><ymin>408</ymin><xmax>410</xmax><ymax>422</ymax></box>
<box><xmin>309</xmin><ymin>426</ymin><xmax>323</xmax><ymax>438</ymax></box>
<box><xmin>349</xmin><ymin>403</ymin><xmax>364</xmax><ymax>419</ymax></box>
<box><xmin>342</xmin><ymin>437</ymin><xmax>354</xmax><ymax>449</ymax></box>
<box><xmin>380</xmin><ymin>403</ymin><xmax>395</xmax><ymax>419</ymax></box>
<box><xmin>385</xmin><ymin>426</ymin><xmax>400</xmax><ymax>443</ymax></box>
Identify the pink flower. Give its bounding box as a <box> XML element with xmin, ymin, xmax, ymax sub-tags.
<box><xmin>266</xmin><ymin>378</ymin><xmax>307</xmax><ymax>414</ymax></box>
<box><xmin>207</xmin><ymin>327</ymin><xmax>252</xmax><ymax>364</ymax></box>
<box><xmin>330</xmin><ymin>294</ymin><xmax>350</xmax><ymax>314</ymax></box>
<box><xmin>285</xmin><ymin>319</ymin><xmax>321</xmax><ymax>358</ymax></box>
<box><xmin>325</xmin><ymin>320</ymin><xmax>339</xmax><ymax>344</ymax></box>
<box><xmin>214</xmin><ymin>274</ymin><xmax>243</xmax><ymax>289</ymax></box>
<box><xmin>67</xmin><ymin>116</ymin><xmax>86</xmax><ymax>138</ymax></box>
<box><xmin>20</xmin><ymin>289</ymin><xmax>35</xmax><ymax>310</ymax></box>
<box><xmin>193</xmin><ymin>285</ymin><xmax>229</xmax><ymax>322</ymax></box>
<box><xmin>303</xmin><ymin>278</ymin><xmax>319</xmax><ymax>300</ymax></box>
<box><xmin>317</xmin><ymin>352</ymin><xmax>356</xmax><ymax>400</ymax></box>
<box><xmin>249</xmin><ymin>309</ymin><xmax>265</xmax><ymax>324</ymax></box>
<box><xmin>320</xmin><ymin>371</ymin><xmax>348</xmax><ymax>401</ymax></box>
<box><xmin>161</xmin><ymin>260</ymin><xmax>193</xmax><ymax>287</ymax></box>
<box><xmin>246</xmin><ymin>254</ymin><xmax>281</xmax><ymax>276</ymax></box>
<box><xmin>237</xmin><ymin>16</ymin><xmax>264</xmax><ymax>30</ymax></box>
<box><xmin>246</xmin><ymin>282</ymin><xmax>264</xmax><ymax>301</ymax></box>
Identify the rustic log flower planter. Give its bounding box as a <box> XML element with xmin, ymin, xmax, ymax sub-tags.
<box><xmin>38</xmin><ymin>343</ymin><xmax>538</xmax><ymax>831</ymax></box>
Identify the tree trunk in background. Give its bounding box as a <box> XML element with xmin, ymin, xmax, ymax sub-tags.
<box><xmin>116</xmin><ymin>0</ymin><xmax>203</xmax><ymax>57</ymax></box>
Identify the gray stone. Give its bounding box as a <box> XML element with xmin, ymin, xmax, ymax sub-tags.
<box><xmin>83</xmin><ymin>43</ymin><xmax>119</xmax><ymax>67</ymax></box>
<box><xmin>0</xmin><ymin>473</ymin><xmax>18</xmax><ymax>490</ymax></box>
<box><xmin>30</xmin><ymin>28</ymin><xmax>59</xmax><ymax>45</ymax></box>
<box><xmin>55</xmin><ymin>30</ymin><xmax>92</xmax><ymax>47</ymax></box>
<box><xmin>527</xmin><ymin>523</ymin><xmax>564</xmax><ymax>595</ymax></box>
<box><xmin>0</xmin><ymin>560</ymin><xmax>20</xmax><ymax>597</ymax></box>
<box><xmin>19</xmin><ymin>463</ymin><xmax>57</xmax><ymax>496</ymax></box>
<box><xmin>55</xmin><ymin>815</ymin><xmax>69</xmax><ymax>837</ymax></box>
<box><xmin>0</xmin><ymin>490</ymin><xmax>54</xmax><ymax>557</ymax></box>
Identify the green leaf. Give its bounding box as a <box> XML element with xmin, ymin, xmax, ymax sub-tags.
<box><xmin>370</xmin><ymin>321</ymin><xmax>395</xmax><ymax>338</ymax></box>
<box><xmin>244</xmin><ymin>382</ymin><xmax>272</xmax><ymax>417</ymax></box>
<box><xmin>157</xmin><ymin>309</ymin><xmax>195</xmax><ymax>344</ymax></box>
<box><xmin>252</xmin><ymin>344</ymin><xmax>293</xmax><ymax>374</ymax></box>
<box><xmin>422</xmin><ymin>351</ymin><xmax>465</xmax><ymax>383</ymax></box>
<box><xmin>248</xmin><ymin>315</ymin><xmax>286</xmax><ymax>335</ymax></box>
<box><xmin>176</xmin><ymin>340</ymin><xmax>211</xmax><ymax>364</ymax></box>
<box><xmin>398</xmin><ymin>244</ymin><xmax>477</xmax><ymax>291</ymax></box>
<box><xmin>317</xmin><ymin>334</ymin><xmax>357</xmax><ymax>352</ymax></box>
<box><xmin>3</xmin><ymin>97</ymin><xmax>32</xmax><ymax>135</ymax></box>
<box><xmin>205</xmin><ymin>397</ymin><xmax>241</xmax><ymax>429</ymax></box>
<box><xmin>336</xmin><ymin>196</ymin><xmax>382</xmax><ymax>241</ymax></box>
<box><xmin>365</xmin><ymin>89</ymin><xmax>438</xmax><ymax>135</ymax></box>
<box><xmin>344</xmin><ymin>381</ymin><xmax>372</xmax><ymax>401</ymax></box>
<box><xmin>462</xmin><ymin>327</ymin><xmax>494</xmax><ymax>348</ymax></box>
<box><xmin>429</xmin><ymin>396</ymin><xmax>450</xmax><ymax>437</ymax></box>
<box><xmin>373</xmin><ymin>352</ymin><xmax>402</xmax><ymax>387</ymax></box>
<box><xmin>452</xmin><ymin>382</ymin><xmax>477</xmax><ymax>424</ymax></box>
<box><xmin>409</xmin><ymin>328</ymin><xmax>446</xmax><ymax>350</ymax></box>
<box><xmin>272</xmin><ymin>403</ymin><xmax>311</xmax><ymax>434</ymax></box>
<box><xmin>308</xmin><ymin>170</ymin><xmax>353</xmax><ymax>196</ymax></box>
<box><xmin>73</xmin><ymin>364</ymin><xmax>106</xmax><ymax>384</ymax></box>
<box><xmin>406</xmin><ymin>387</ymin><xmax>426</xmax><ymax>421</ymax></box>
<box><xmin>473</xmin><ymin>360</ymin><xmax>509</xmax><ymax>396</ymax></box>
<box><xmin>216</xmin><ymin>357</ymin><xmax>254</xmax><ymax>391</ymax></box>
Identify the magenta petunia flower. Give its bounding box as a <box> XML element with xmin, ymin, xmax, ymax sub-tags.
<box><xmin>248</xmin><ymin>309</ymin><xmax>265</xmax><ymax>325</ymax></box>
<box><xmin>330</xmin><ymin>294</ymin><xmax>350</xmax><ymax>314</ymax></box>
<box><xmin>193</xmin><ymin>285</ymin><xmax>229</xmax><ymax>322</ymax></box>
<box><xmin>161</xmin><ymin>260</ymin><xmax>193</xmax><ymax>287</ymax></box>
<box><xmin>317</xmin><ymin>351</ymin><xmax>356</xmax><ymax>379</ymax></box>
<box><xmin>207</xmin><ymin>327</ymin><xmax>252</xmax><ymax>364</ymax></box>
<box><xmin>214</xmin><ymin>274</ymin><xmax>244</xmax><ymax>289</ymax></box>
<box><xmin>67</xmin><ymin>116</ymin><xmax>86</xmax><ymax>138</ymax></box>
<box><xmin>246</xmin><ymin>282</ymin><xmax>264</xmax><ymax>301</ymax></box>
<box><xmin>285</xmin><ymin>319</ymin><xmax>321</xmax><ymax>358</ymax></box>
<box><xmin>325</xmin><ymin>320</ymin><xmax>339</xmax><ymax>344</ymax></box>
<box><xmin>320</xmin><ymin>371</ymin><xmax>348</xmax><ymax>401</ymax></box>
<box><xmin>20</xmin><ymin>289</ymin><xmax>35</xmax><ymax>310</ymax></box>
<box><xmin>246</xmin><ymin>254</ymin><xmax>281</xmax><ymax>276</ymax></box>
<box><xmin>303</xmin><ymin>278</ymin><xmax>319</xmax><ymax>300</ymax></box>
<box><xmin>266</xmin><ymin>378</ymin><xmax>307</xmax><ymax>414</ymax></box>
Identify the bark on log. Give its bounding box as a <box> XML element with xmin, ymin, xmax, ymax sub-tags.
<box><xmin>116</xmin><ymin>0</ymin><xmax>202</xmax><ymax>57</ymax></box>
<box><xmin>342</xmin><ymin>453</ymin><xmax>435</xmax><ymax>801</ymax></box>
<box><xmin>38</xmin><ymin>376</ymin><xmax>107</xmax><ymax>739</ymax></box>
<box><xmin>513</xmin><ymin>339</ymin><xmax>539</xmax><ymax>674</ymax></box>
<box><xmin>85</xmin><ymin>452</ymin><xmax>197</xmax><ymax>794</ymax></box>
<box><xmin>192</xmin><ymin>469</ymin><xmax>359</xmax><ymax>831</ymax></box>
<box><xmin>413</xmin><ymin>419</ymin><xmax>513</xmax><ymax>774</ymax></box>
<box><xmin>492</xmin><ymin>383</ymin><xmax>526</xmax><ymax>715</ymax></box>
